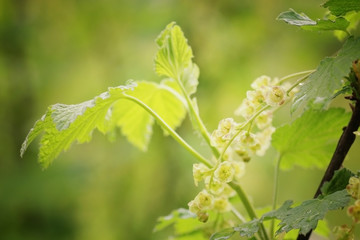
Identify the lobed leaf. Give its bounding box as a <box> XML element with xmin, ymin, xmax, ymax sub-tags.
<box><xmin>21</xmin><ymin>81</ymin><xmax>186</xmax><ymax>168</ymax></box>
<box><xmin>273</xmin><ymin>190</ymin><xmax>350</xmax><ymax>235</ymax></box>
<box><xmin>154</xmin><ymin>22</ymin><xmax>193</xmax><ymax>80</ymax></box>
<box><xmin>272</xmin><ymin>108</ymin><xmax>351</xmax><ymax>169</ymax></box>
<box><xmin>214</xmin><ymin>190</ymin><xmax>350</xmax><ymax>238</ymax></box>
<box><xmin>323</xmin><ymin>0</ymin><xmax>360</xmax><ymax>17</ymax></box>
<box><xmin>291</xmin><ymin>37</ymin><xmax>360</xmax><ymax>112</ymax></box>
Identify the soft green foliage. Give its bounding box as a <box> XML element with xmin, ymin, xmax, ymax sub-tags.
<box><xmin>21</xmin><ymin>80</ymin><xmax>187</xmax><ymax>168</ymax></box>
<box><xmin>209</xmin><ymin>228</ymin><xmax>236</xmax><ymax>240</ymax></box>
<box><xmin>270</xmin><ymin>190</ymin><xmax>350</xmax><ymax>235</ymax></box>
<box><xmin>154</xmin><ymin>208</ymin><xmax>198</xmax><ymax>232</ymax></box>
<box><xmin>213</xmin><ymin>190</ymin><xmax>350</xmax><ymax>238</ymax></box>
<box><xmin>321</xmin><ymin>168</ymin><xmax>353</xmax><ymax>196</ymax></box>
<box><xmin>272</xmin><ymin>108</ymin><xmax>351</xmax><ymax>169</ymax></box>
<box><xmin>291</xmin><ymin>37</ymin><xmax>360</xmax><ymax>111</ymax></box>
<box><xmin>323</xmin><ymin>0</ymin><xmax>360</xmax><ymax>16</ymax></box>
<box><xmin>154</xmin><ymin>22</ymin><xmax>194</xmax><ymax>81</ymax></box>
<box><xmin>277</xmin><ymin>9</ymin><xmax>349</xmax><ymax>32</ymax></box>
<box><xmin>154</xmin><ymin>208</ymin><xmax>209</xmax><ymax>240</ymax></box>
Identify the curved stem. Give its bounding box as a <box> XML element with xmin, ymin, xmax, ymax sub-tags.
<box><xmin>175</xmin><ymin>76</ymin><xmax>220</xmax><ymax>158</ymax></box>
<box><xmin>278</xmin><ymin>70</ymin><xmax>315</xmax><ymax>85</ymax></box>
<box><xmin>286</xmin><ymin>73</ymin><xmax>312</xmax><ymax>95</ymax></box>
<box><xmin>122</xmin><ymin>94</ymin><xmax>212</xmax><ymax>168</ymax></box>
<box><xmin>270</xmin><ymin>153</ymin><xmax>282</xmax><ymax>239</ymax></box>
<box><xmin>229</xmin><ymin>182</ymin><xmax>270</xmax><ymax>240</ymax></box>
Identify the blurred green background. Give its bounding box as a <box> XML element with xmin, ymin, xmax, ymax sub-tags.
<box><xmin>1</xmin><ymin>0</ymin><xmax>360</xmax><ymax>239</ymax></box>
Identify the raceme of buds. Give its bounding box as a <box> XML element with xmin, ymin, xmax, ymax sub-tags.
<box><xmin>346</xmin><ymin>176</ymin><xmax>360</xmax><ymax>199</ymax></box>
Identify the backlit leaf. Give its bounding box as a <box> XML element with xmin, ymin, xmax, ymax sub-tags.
<box><xmin>291</xmin><ymin>37</ymin><xmax>360</xmax><ymax>112</ymax></box>
<box><xmin>272</xmin><ymin>108</ymin><xmax>351</xmax><ymax>169</ymax></box>
<box><xmin>21</xmin><ymin>81</ymin><xmax>186</xmax><ymax>168</ymax></box>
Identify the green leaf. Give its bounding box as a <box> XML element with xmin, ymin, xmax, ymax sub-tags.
<box><xmin>154</xmin><ymin>208</ymin><xmax>198</xmax><ymax>232</ymax></box>
<box><xmin>277</xmin><ymin>9</ymin><xmax>316</xmax><ymax>26</ymax></box>
<box><xmin>154</xmin><ymin>208</ymin><xmax>209</xmax><ymax>240</ymax></box>
<box><xmin>219</xmin><ymin>190</ymin><xmax>348</xmax><ymax>238</ymax></box>
<box><xmin>273</xmin><ymin>190</ymin><xmax>350</xmax><ymax>235</ymax></box>
<box><xmin>292</xmin><ymin>37</ymin><xmax>360</xmax><ymax>112</ymax></box>
<box><xmin>154</xmin><ymin>22</ymin><xmax>193</xmax><ymax>80</ymax></box>
<box><xmin>111</xmin><ymin>80</ymin><xmax>186</xmax><ymax>150</ymax></box>
<box><xmin>209</xmin><ymin>228</ymin><xmax>235</xmax><ymax>240</ymax></box>
<box><xmin>320</xmin><ymin>168</ymin><xmax>353</xmax><ymax>196</ymax></box>
<box><xmin>277</xmin><ymin>9</ymin><xmax>349</xmax><ymax>32</ymax></box>
<box><xmin>272</xmin><ymin>108</ymin><xmax>351</xmax><ymax>169</ymax></box>
<box><xmin>21</xmin><ymin>81</ymin><xmax>186</xmax><ymax>168</ymax></box>
<box><xmin>301</xmin><ymin>18</ymin><xmax>349</xmax><ymax>32</ymax></box>
<box><xmin>323</xmin><ymin>0</ymin><xmax>360</xmax><ymax>16</ymax></box>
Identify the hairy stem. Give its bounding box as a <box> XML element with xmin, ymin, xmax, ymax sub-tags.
<box><xmin>297</xmin><ymin>98</ymin><xmax>360</xmax><ymax>240</ymax></box>
<box><xmin>123</xmin><ymin>94</ymin><xmax>213</xmax><ymax>168</ymax></box>
<box><xmin>270</xmin><ymin>153</ymin><xmax>282</xmax><ymax>239</ymax></box>
<box><xmin>229</xmin><ymin>182</ymin><xmax>270</xmax><ymax>240</ymax></box>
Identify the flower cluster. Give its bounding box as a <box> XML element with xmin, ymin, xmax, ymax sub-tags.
<box><xmin>346</xmin><ymin>176</ymin><xmax>360</xmax><ymax>223</ymax></box>
<box><xmin>188</xmin><ymin>75</ymin><xmax>297</xmax><ymax>222</ymax></box>
<box><xmin>333</xmin><ymin>225</ymin><xmax>354</xmax><ymax>240</ymax></box>
<box><xmin>333</xmin><ymin>176</ymin><xmax>360</xmax><ymax>239</ymax></box>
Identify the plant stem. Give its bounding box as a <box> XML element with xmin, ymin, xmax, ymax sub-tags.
<box><xmin>123</xmin><ymin>94</ymin><xmax>213</xmax><ymax>168</ymax></box>
<box><xmin>278</xmin><ymin>70</ymin><xmax>315</xmax><ymax>85</ymax></box>
<box><xmin>297</xmin><ymin>97</ymin><xmax>360</xmax><ymax>240</ymax></box>
<box><xmin>270</xmin><ymin>153</ymin><xmax>282</xmax><ymax>239</ymax></box>
<box><xmin>175</xmin><ymin>76</ymin><xmax>221</xmax><ymax>158</ymax></box>
<box><xmin>229</xmin><ymin>182</ymin><xmax>270</xmax><ymax>240</ymax></box>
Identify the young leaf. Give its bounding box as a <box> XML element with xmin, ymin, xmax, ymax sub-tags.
<box><xmin>323</xmin><ymin>0</ymin><xmax>360</xmax><ymax>17</ymax></box>
<box><xmin>320</xmin><ymin>168</ymin><xmax>353</xmax><ymax>196</ymax></box>
<box><xmin>277</xmin><ymin>9</ymin><xmax>349</xmax><ymax>32</ymax></box>
<box><xmin>21</xmin><ymin>81</ymin><xmax>186</xmax><ymax>168</ymax></box>
<box><xmin>154</xmin><ymin>22</ymin><xmax>193</xmax><ymax>81</ymax></box>
<box><xmin>272</xmin><ymin>108</ymin><xmax>351</xmax><ymax>169</ymax></box>
<box><xmin>291</xmin><ymin>37</ymin><xmax>360</xmax><ymax>112</ymax></box>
